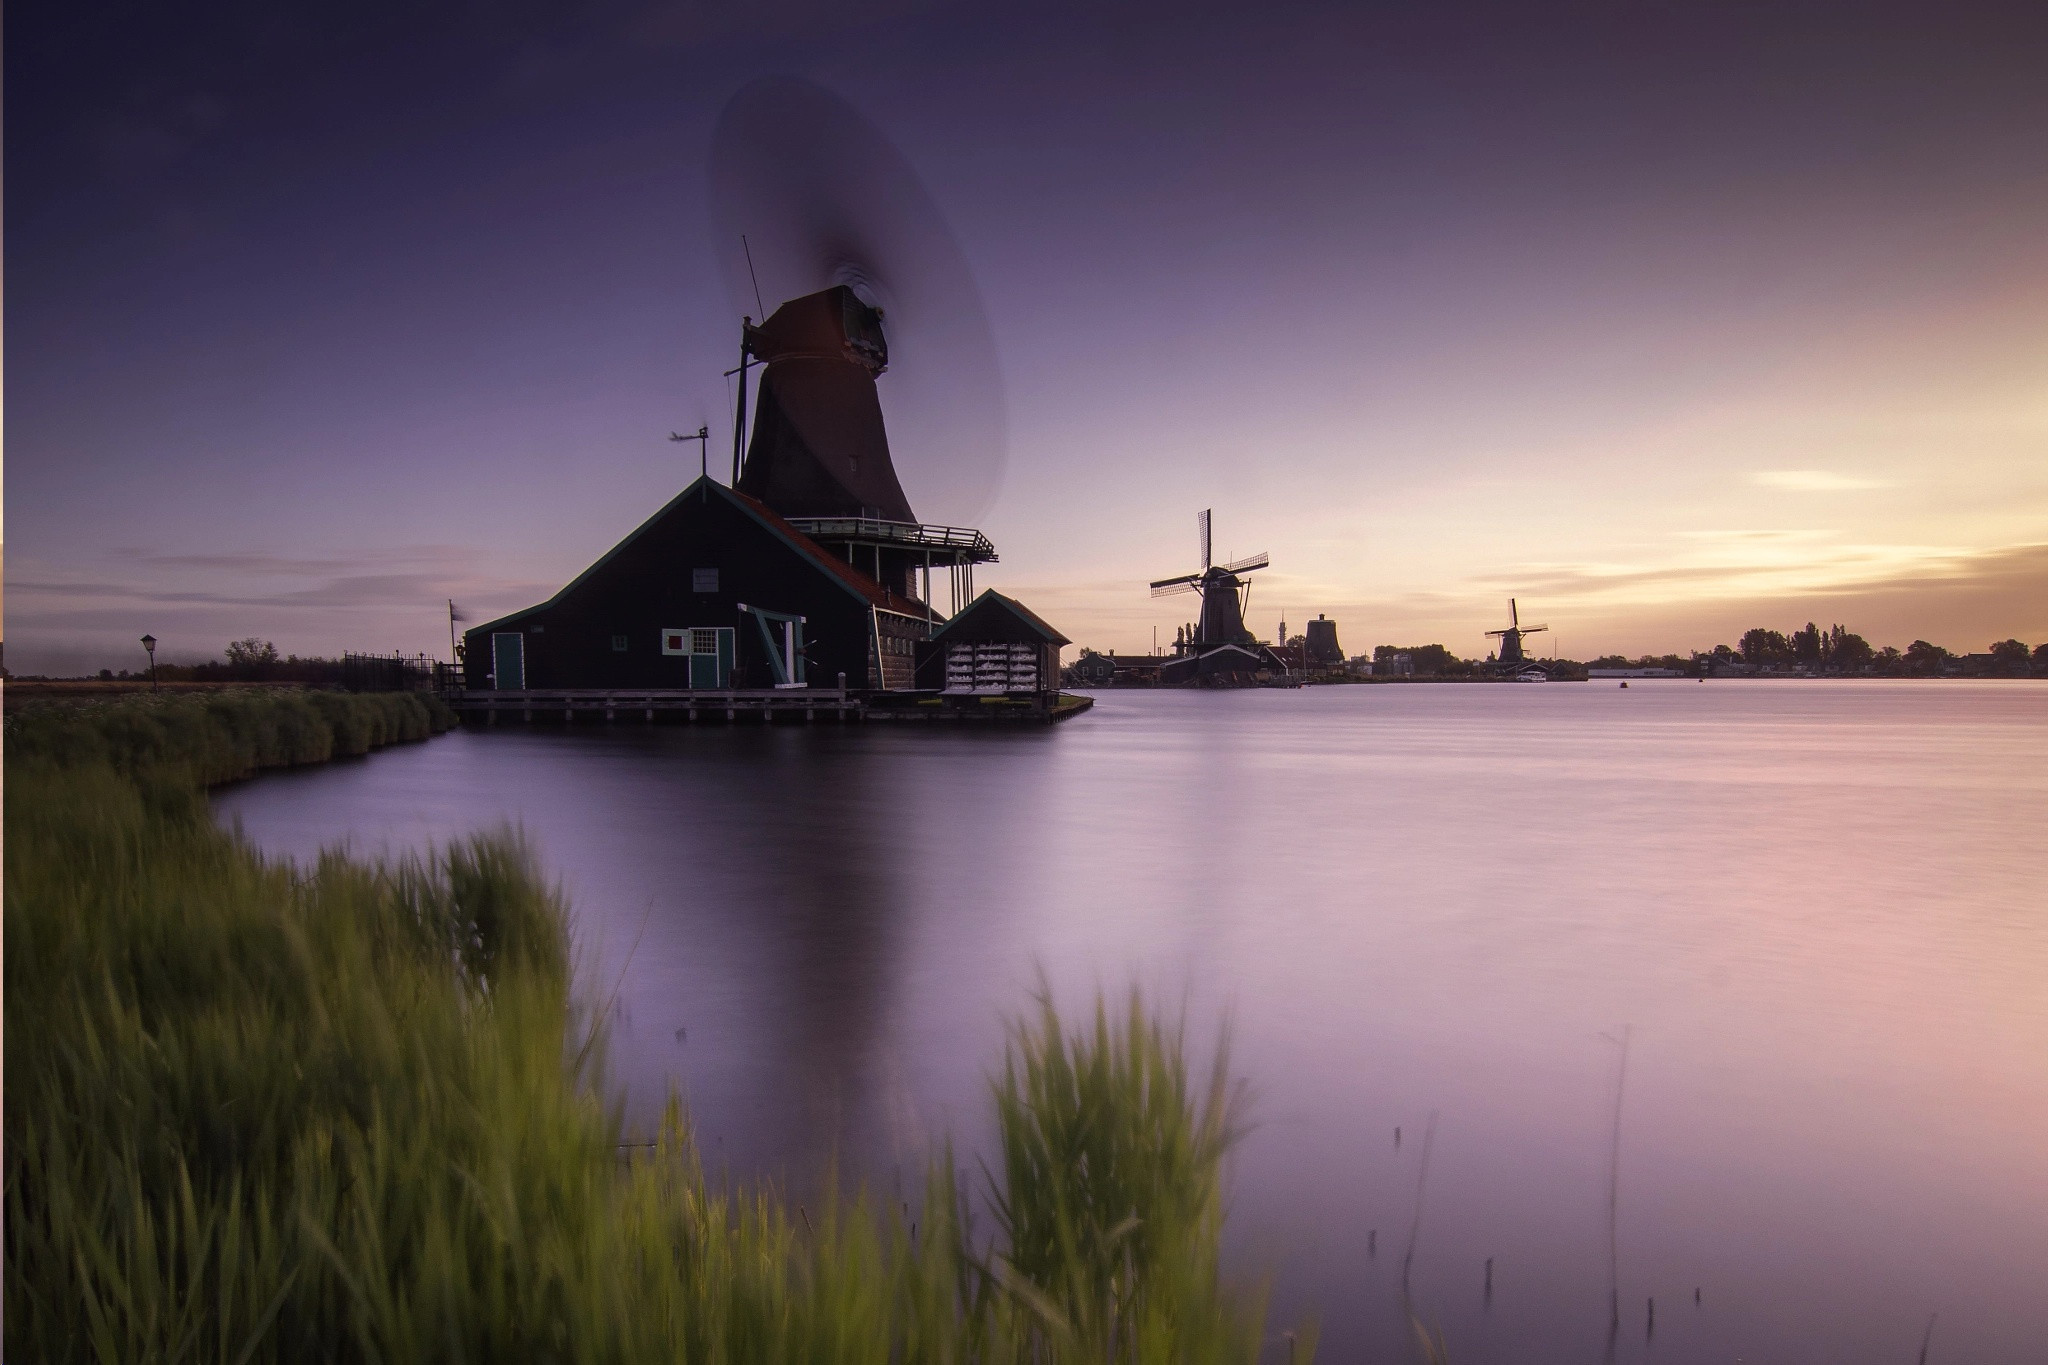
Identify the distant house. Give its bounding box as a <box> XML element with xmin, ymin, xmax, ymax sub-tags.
<box><xmin>1062</xmin><ymin>651</ymin><xmax>1170</xmax><ymax>688</ymax></box>
<box><xmin>1066</xmin><ymin>649</ymin><xmax>1116</xmax><ymax>687</ymax></box>
<box><xmin>463</xmin><ymin>478</ymin><xmax>936</xmax><ymax>692</ymax></box>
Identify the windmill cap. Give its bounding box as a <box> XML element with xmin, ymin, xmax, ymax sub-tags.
<box><xmin>744</xmin><ymin>285</ymin><xmax>887</xmax><ymax>373</ymax></box>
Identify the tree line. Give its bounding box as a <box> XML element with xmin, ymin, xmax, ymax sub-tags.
<box><xmin>1600</xmin><ymin>624</ymin><xmax>2045</xmax><ymax>676</ymax></box>
<box><xmin>82</xmin><ymin>638</ymin><xmax>422</xmax><ymax>686</ymax></box>
<box><xmin>1368</xmin><ymin>625</ymin><xmax>2045</xmax><ymax>677</ymax></box>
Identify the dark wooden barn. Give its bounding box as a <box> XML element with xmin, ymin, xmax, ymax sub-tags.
<box><xmin>461</xmin><ymin>284</ymin><xmax>1075</xmax><ymax>703</ymax></box>
<box><xmin>464</xmin><ymin>478</ymin><xmax>937</xmax><ymax>692</ymax></box>
<box><xmin>913</xmin><ymin>590</ymin><xmax>1069</xmax><ymax>693</ymax></box>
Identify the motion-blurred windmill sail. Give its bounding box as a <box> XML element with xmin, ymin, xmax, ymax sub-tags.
<box><xmin>1149</xmin><ymin>509</ymin><xmax>1288</xmax><ymax>685</ymax></box>
<box><xmin>709</xmin><ymin>75</ymin><xmax>1007</xmax><ymax>527</ymax></box>
<box><xmin>708</xmin><ymin>77</ymin><xmax>999</xmax><ymax>615</ymax></box>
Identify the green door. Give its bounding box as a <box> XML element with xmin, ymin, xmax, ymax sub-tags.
<box><xmin>687</xmin><ymin>628</ymin><xmax>734</xmax><ymax>688</ymax></box>
<box><xmin>491</xmin><ymin>632</ymin><xmax>525</xmax><ymax>690</ymax></box>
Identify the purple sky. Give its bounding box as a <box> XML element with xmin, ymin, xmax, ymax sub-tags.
<box><xmin>9</xmin><ymin>0</ymin><xmax>2046</xmax><ymax>672</ymax></box>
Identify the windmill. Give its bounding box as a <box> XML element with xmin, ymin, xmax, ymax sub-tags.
<box><xmin>1155</xmin><ymin>507</ymin><xmax>1277</xmax><ymax>687</ymax></box>
<box><xmin>1486</xmin><ymin>598</ymin><xmax>1550</xmax><ymax>667</ymax></box>
<box><xmin>1150</xmin><ymin>510</ymin><xmax>1270</xmax><ymax>650</ymax></box>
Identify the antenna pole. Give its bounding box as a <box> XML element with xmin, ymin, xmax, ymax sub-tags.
<box><xmin>732</xmin><ymin>319</ymin><xmax>753</xmax><ymax>485</ymax></box>
<box><xmin>742</xmin><ymin>235</ymin><xmax>766</xmax><ymax>319</ymax></box>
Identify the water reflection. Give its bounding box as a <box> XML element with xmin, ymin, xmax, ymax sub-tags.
<box><xmin>216</xmin><ymin>683</ymin><xmax>2048</xmax><ymax>1362</ymax></box>
<box><xmin>550</xmin><ymin>727</ymin><xmax>918</xmax><ymax>1180</ymax></box>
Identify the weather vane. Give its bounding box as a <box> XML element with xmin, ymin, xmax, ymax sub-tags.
<box><xmin>669</xmin><ymin>425</ymin><xmax>710</xmax><ymax>480</ymax></box>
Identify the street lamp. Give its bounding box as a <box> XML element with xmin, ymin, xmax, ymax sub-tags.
<box><xmin>140</xmin><ymin>634</ymin><xmax>158</xmax><ymax>693</ymax></box>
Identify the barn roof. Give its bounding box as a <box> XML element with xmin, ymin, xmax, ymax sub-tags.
<box><xmin>468</xmin><ymin>477</ymin><xmax>935</xmax><ymax>635</ymax></box>
<box><xmin>728</xmin><ymin>489</ymin><xmax>935</xmax><ymax>621</ymax></box>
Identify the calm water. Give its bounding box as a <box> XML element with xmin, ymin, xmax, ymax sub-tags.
<box><xmin>216</xmin><ymin>681</ymin><xmax>2048</xmax><ymax>1362</ymax></box>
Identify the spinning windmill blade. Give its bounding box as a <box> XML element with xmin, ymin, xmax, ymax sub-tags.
<box><xmin>1199</xmin><ymin>509</ymin><xmax>1212</xmax><ymax>570</ymax></box>
<box><xmin>1223</xmin><ymin>551</ymin><xmax>1269</xmax><ymax>574</ymax></box>
<box><xmin>709</xmin><ymin>77</ymin><xmax>1007</xmax><ymax>526</ymax></box>
<box><xmin>1150</xmin><ymin>574</ymin><xmax>1202</xmax><ymax>598</ymax></box>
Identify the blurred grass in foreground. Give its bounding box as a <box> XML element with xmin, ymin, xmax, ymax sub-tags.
<box><xmin>5</xmin><ymin>691</ymin><xmax>1302</xmax><ymax>1362</ymax></box>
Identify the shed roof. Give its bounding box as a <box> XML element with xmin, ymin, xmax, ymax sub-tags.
<box><xmin>929</xmin><ymin>589</ymin><xmax>1071</xmax><ymax>646</ymax></box>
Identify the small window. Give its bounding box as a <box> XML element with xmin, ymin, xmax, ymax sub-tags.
<box><xmin>692</xmin><ymin>567</ymin><xmax>719</xmax><ymax>593</ymax></box>
<box><xmin>662</xmin><ymin>631</ymin><xmax>688</xmax><ymax>655</ymax></box>
<box><xmin>529</xmin><ymin>624</ymin><xmax>545</xmax><ymax>633</ymax></box>
<box><xmin>612</xmin><ymin>634</ymin><xmax>628</xmax><ymax>652</ymax></box>
<box><xmin>690</xmin><ymin>628</ymin><xmax>719</xmax><ymax>656</ymax></box>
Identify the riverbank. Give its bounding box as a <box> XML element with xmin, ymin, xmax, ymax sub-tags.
<box><xmin>4</xmin><ymin>691</ymin><xmax>1293</xmax><ymax>1361</ymax></box>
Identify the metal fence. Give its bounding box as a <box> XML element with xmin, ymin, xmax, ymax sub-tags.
<box><xmin>339</xmin><ymin>652</ymin><xmax>440</xmax><ymax>693</ymax></box>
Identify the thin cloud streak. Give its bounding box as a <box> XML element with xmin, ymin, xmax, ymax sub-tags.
<box><xmin>9</xmin><ymin>573</ymin><xmax>553</xmax><ymax>612</ymax></box>
<box><xmin>1752</xmin><ymin>470</ymin><xmax>1892</xmax><ymax>491</ymax></box>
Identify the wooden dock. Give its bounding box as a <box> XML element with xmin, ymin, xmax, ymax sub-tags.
<box><xmin>448</xmin><ymin>688</ymin><xmax>1093</xmax><ymax>726</ymax></box>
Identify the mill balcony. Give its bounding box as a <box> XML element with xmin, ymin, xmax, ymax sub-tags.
<box><xmin>785</xmin><ymin>516</ymin><xmax>998</xmax><ymax>565</ymax></box>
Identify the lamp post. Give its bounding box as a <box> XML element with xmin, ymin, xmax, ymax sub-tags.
<box><xmin>140</xmin><ymin>634</ymin><xmax>158</xmax><ymax>693</ymax></box>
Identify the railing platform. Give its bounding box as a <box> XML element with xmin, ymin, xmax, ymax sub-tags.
<box><xmin>447</xmin><ymin>688</ymin><xmax>1093</xmax><ymax>726</ymax></box>
<box><xmin>785</xmin><ymin>517</ymin><xmax>998</xmax><ymax>564</ymax></box>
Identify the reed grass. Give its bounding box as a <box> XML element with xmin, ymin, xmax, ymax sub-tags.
<box><xmin>5</xmin><ymin>687</ymin><xmax>453</xmax><ymax>786</ymax></box>
<box><xmin>5</xmin><ymin>691</ymin><xmax>1300</xmax><ymax>1362</ymax></box>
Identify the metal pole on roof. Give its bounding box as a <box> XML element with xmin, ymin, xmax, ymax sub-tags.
<box><xmin>731</xmin><ymin>320</ymin><xmax>752</xmax><ymax>485</ymax></box>
<box><xmin>669</xmin><ymin>426</ymin><xmax>709</xmax><ymax>485</ymax></box>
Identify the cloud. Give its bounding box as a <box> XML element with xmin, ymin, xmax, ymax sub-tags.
<box><xmin>8</xmin><ymin>573</ymin><xmax>527</xmax><ymax>612</ymax></box>
<box><xmin>2</xmin><ymin>540</ymin><xmax>563</xmax><ymax>673</ymax></box>
<box><xmin>1751</xmin><ymin>470</ymin><xmax>1891</xmax><ymax>491</ymax></box>
<box><xmin>123</xmin><ymin>546</ymin><xmax>476</xmax><ymax>576</ymax></box>
<box><xmin>1030</xmin><ymin>538</ymin><xmax>2048</xmax><ymax>659</ymax></box>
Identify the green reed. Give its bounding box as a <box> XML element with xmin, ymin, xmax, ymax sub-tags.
<box><xmin>5</xmin><ymin>687</ymin><xmax>453</xmax><ymax>786</ymax></box>
<box><xmin>5</xmin><ymin>691</ymin><xmax>1301</xmax><ymax>1362</ymax></box>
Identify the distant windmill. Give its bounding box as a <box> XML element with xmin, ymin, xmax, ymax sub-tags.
<box><xmin>1486</xmin><ymin>598</ymin><xmax>1550</xmax><ymax>666</ymax></box>
<box><xmin>1149</xmin><ymin>509</ymin><xmax>1270</xmax><ymax>649</ymax></box>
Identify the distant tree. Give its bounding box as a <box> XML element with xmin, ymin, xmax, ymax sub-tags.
<box><xmin>1903</xmin><ymin>640</ymin><xmax>1950</xmax><ymax>675</ymax></box>
<box><xmin>224</xmin><ymin>638</ymin><xmax>281</xmax><ymax>680</ymax></box>
<box><xmin>1791</xmin><ymin>622</ymin><xmax>1824</xmax><ymax>668</ymax></box>
<box><xmin>1874</xmin><ymin>646</ymin><xmax>1903</xmax><ymax>674</ymax></box>
<box><xmin>2034</xmin><ymin>643</ymin><xmax>2048</xmax><ymax>674</ymax></box>
<box><xmin>1589</xmin><ymin>655</ymin><xmax>1631</xmax><ymax>669</ymax></box>
<box><xmin>1989</xmin><ymin>639</ymin><xmax>2030</xmax><ymax>673</ymax></box>
<box><xmin>1739</xmin><ymin>629</ymin><xmax>1792</xmax><ymax>665</ymax></box>
<box><xmin>1374</xmin><ymin>643</ymin><xmax>1458</xmax><ymax>674</ymax></box>
<box><xmin>1827</xmin><ymin>627</ymin><xmax>1873</xmax><ymax>672</ymax></box>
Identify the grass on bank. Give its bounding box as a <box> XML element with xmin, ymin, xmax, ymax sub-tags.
<box><xmin>4</xmin><ymin>690</ymin><xmax>1302</xmax><ymax>1362</ymax></box>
